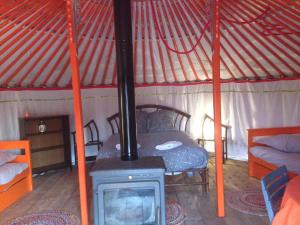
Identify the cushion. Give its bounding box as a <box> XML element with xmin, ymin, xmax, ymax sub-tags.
<box><xmin>0</xmin><ymin>163</ymin><xmax>28</xmax><ymax>185</ymax></box>
<box><xmin>148</xmin><ymin>110</ymin><xmax>176</xmax><ymax>132</ymax></box>
<box><xmin>136</xmin><ymin>111</ymin><xmax>148</xmax><ymax>133</ymax></box>
<box><xmin>256</xmin><ymin>134</ymin><xmax>300</xmax><ymax>153</ymax></box>
<box><xmin>0</xmin><ymin>151</ymin><xmax>17</xmax><ymax>166</ymax></box>
<box><xmin>250</xmin><ymin>146</ymin><xmax>300</xmax><ymax>174</ymax></box>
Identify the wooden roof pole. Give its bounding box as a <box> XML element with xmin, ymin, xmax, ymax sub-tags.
<box><xmin>66</xmin><ymin>1</ymin><xmax>89</xmax><ymax>225</ymax></box>
<box><xmin>212</xmin><ymin>0</ymin><xmax>225</xmax><ymax>217</ymax></box>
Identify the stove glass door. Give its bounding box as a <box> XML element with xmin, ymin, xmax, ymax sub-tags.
<box><xmin>98</xmin><ymin>181</ymin><xmax>160</xmax><ymax>225</ymax></box>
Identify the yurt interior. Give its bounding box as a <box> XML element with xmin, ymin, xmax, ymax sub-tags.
<box><xmin>0</xmin><ymin>0</ymin><xmax>300</xmax><ymax>224</ymax></box>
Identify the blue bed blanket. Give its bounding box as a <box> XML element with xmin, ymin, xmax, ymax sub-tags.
<box><xmin>97</xmin><ymin>131</ymin><xmax>208</xmax><ymax>172</ymax></box>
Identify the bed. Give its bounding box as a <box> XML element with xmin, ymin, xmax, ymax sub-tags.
<box><xmin>97</xmin><ymin>104</ymin><xmax>209</xmax><ymax>192</ymax></box>
<box><xmin>248</xmin><ymin>126</ymin><xmax>300</xmax><ymax>179</ymax></box>
<box><xmin>0</xmin><ymin>140</ymin><xmax>33</xmax><ymax>212</ymax></box>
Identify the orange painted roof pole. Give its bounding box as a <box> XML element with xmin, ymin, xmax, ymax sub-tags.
<box><xmin>66</xmin><ymin>1</ymin><xmax>89</xmax><ymax>225</ymax></box>
<box><xmin>212</xmin><ymin>0</ymin><xmax>225</xmax><ymax>217</ymax></box>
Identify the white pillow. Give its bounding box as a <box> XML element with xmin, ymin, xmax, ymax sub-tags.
<box><xmin>0</xmin><ymin>151</ymin><xmax>17</xmax><ymax>166</ymax></box>
<box><xmin>256</xmin><ymin>134</ymin><xmax>300</xmax><ymax>153</ymax></box>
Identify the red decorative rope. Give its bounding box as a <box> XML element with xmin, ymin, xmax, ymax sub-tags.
<box><xmin>150</xmin><ymin>0</ymin><xmax>210</xmax><ymax>55</ymax></box>
<box><xmin>221</xmin><ymin>0</ymin><xmax>300</xmax><ymax>35</ymax></box>
<box><xmin>221</xmin><ymin>6</ymin><xmax>271</xmax><ymax>24</ymax></box>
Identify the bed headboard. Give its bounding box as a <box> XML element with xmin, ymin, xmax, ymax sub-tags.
<box><xmin>107</xmin><ymin>104</ymin><xmax>191</xmax><ymax>134</ymax></box>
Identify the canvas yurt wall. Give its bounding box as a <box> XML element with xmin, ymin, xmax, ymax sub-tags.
<box><xmin>1</xmin><ymin>79</ymin><xmax>300</xmax><ymax>162</ymax></box>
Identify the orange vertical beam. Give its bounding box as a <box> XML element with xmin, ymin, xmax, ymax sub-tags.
<box><xmin>212</xmin><ymin>0</ymin><xmax>225</xmax><ymax>217</ymax></box>
<box><xmin>65</xmin><ymin>1</ymin><xmax>89</xmax><ymax>225</ymax></box>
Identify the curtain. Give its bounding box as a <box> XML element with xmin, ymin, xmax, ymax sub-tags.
<box><xmin>1</xmin><ymin>80</ymin><xmax>300</xmax><ymax>161</ymax></box>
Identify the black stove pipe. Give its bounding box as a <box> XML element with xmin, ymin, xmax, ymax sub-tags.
<box><xmin>113</xmin><ymin>0</ymin><xmax>138</xmax><ymax>161</ymax></box>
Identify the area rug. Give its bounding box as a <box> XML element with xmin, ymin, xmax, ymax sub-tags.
<box><xmin>166</xmin><ymin>200</ymin><xmax>186</xmax><ymax>225</ymax></box>
<box><xmin>4</xmin><ymin>203</ymin><xmax>185</xmax><ymax>225</ymax></box>
<box><xmin>227</xmin><ymin>188</ymin><xmax>267</xmax><ymax>216</ymax></box>
<box><xmin>3</xmin><ymin>210</ymin><xmax>80</xmax><ymax>225</ymax></box>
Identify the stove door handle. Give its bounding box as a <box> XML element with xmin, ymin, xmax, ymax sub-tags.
<box><xmin>155</xmin><ymin>206</ymin><xmax>161</xmax><ymax>225</ymax></box>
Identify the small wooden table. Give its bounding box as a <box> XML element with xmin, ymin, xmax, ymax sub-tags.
<box><xmin>272</xmin><ymin>175</ymin><xmax>300</xmax><ymax>225</ymax></box>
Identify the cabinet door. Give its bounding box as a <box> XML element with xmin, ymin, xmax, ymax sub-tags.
<box><xmin>31</xmin><ymin>147</ymin><xmax>65</xmax><ymax>172</ymax></box>
<box><xmin>29</xmin><ymin>132</ymin><xmax>64</xmax><ymax>150</ymax></box>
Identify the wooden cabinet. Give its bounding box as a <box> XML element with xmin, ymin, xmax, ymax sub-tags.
<box><xmin>19</xmin><ymin>115</ymin><xmax>72</xmax><ymax>173</ymax></box>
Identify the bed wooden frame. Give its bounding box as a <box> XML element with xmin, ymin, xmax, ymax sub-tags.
<box><xmin>107</xmin><ymin>104</ymin><xmax>191</xmax><ymax>134</ymax></box>
<box><xmin>106</xmin><ymin>104</ymin><xmax>209</xmax><ymax>193</ymax></box>
<box><xmin>248</xmin><ymin>126</ymin><xmax>300</xmax><ymax>180</ymax></box>
<box><xmin>0</xmin><ymin>140</ymin><xmax>33</xmax><ymax>212</ymax></box>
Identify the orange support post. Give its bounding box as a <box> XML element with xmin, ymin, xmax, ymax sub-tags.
<box><xmin>65</xmin><ymin>1</ymin><xmax>89</xmax><ymax>225</ymax></box>
<box><xmin>212</xmin><ymin>0</ymin><xmax>225</xmax><ymax>217</ymax></box>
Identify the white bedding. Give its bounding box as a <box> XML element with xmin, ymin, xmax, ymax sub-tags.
<box><xmin>250</xmin><ymin>146</ymin><xmax>300</xmax><ymax>174</ymax></box>
<box><xmin>0</xmin><ymin>163</ymin><xmax>28</xmax><ymax>185</ymax></box>
<box><xmin>155</xmin><ymin>141</ymin><xmax>183</xmax><ymax>151</ymax></box>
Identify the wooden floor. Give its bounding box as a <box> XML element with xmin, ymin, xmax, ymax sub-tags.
<box><xmin>0</xmin><ymin>158</ymin><xmax>269</xmax><ymax>225</ymax></box>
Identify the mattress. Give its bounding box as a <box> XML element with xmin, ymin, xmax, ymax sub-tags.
<box><xmin>0</xmin><ymin>163</ymin><xmax>28</xmax><ymax>185</ymax></box>
<box><xmin>250</xmin><ymin>146</ymin><xmax>300</xmax><ymax>174</ymax></box>
<box><xmin>97</xmin><ymin>131</ymin><xmax>208</xmax><ymax>172</ymax></box>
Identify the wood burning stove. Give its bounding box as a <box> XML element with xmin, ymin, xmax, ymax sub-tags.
<box><xmin>90</xmin><ymin>157</ymin><xmax>166</xmax><ymax>225</ymax></box>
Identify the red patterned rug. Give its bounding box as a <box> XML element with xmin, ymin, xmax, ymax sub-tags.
<box><xmin>227</xmin><ymin>188</ymin><xmax>267</xmax><ymax>216</ymax></box>
<box><xmin>3</xmin><ymin>210</ymin><xmax>80</xmax><ymax>225</ymax></box>
<box><xmin>4</xmin><ymin>202</ymin><xmax>185</xmax><ymax>225</ymax></box>
<box><xmin>167</xmin><ymin>200</ymin><xmax>186</xmax><ymax>225</ymax></box>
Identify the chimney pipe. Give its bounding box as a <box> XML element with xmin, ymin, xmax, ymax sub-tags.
<box><xmin>113</xmin><ymin>0</ymin><xmax>138</xmax><ymax>161</ymax></box>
